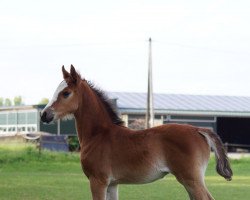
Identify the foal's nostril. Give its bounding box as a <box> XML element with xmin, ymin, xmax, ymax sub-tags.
<box><xmin>41</xmin><ymin>109</ymin><xmax>54</xmax><ymax>123</ymax></box>
<box><xmin>41</xmin><ymin>111</ymin><xmax>47</xmax><ymax>122</ymax></box>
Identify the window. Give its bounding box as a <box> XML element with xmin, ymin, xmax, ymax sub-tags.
<box><xmin>0</xmin><ymin>110</ymin><xmax>39</xmax><ymax>134</ymax></box>
<box><xmin>27</xmin><ymin>126</ymin><xmax>36</xmax><ymax>132</ymax></box>
<box><xmin>170</xmin><ymin>115</ymin><xmax>215</xmax><ymax>122</ymax></box>
<box><xmin>8</xmin><ymin>113</ymin><xmax>17</xmax><ymax>125</ymax></box>
<box><xmin>0</xmin><ymin>127</ymin><xmax>7</xmax><ymax>132</ymax></box>
<box><xmin>18</xmin><ymin>113</ymin><xmax>26</xmax><ymax>124</ymax></box>
<box><xmin>18</xmin><ymin>126</ymin><xmax>26</xmax><ymax>132</ymax></box>
<box><xmin>155</xmin><ymin>115</ymin><xmax>162</xmax><ymax>119</ymax></box>
<box><xmin>0</xmin><ymin>114</ymin><xmax>7</xmax><ymax>125</ymax></box>
<box><xmin>27</xmin><ymin>112</ymin><xmax>36</xmax><ymax>124</ymax></box>
<box><xmin>163</xmin><ymin>115</ymin><xmax>216</xmax><ymax>131</ymax></box>
<box><xmin>8</xmin><ymin>127</ymin><xmax>16</xmax><ymax>132</ymax></box>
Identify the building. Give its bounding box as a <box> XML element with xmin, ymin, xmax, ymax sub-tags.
<box><xmin>1</xmin><ymin>92</ymin><xmax>250</xmax><ymax>150</ymax></box>
<box><xmin>0</xmin><ymin>105</ymin><xmax>39</xmax><ymax>134</ymax></box>
<box><xmin>109</xmin><ymin>92</ymin><xmax>250</xmax><ymax>150</ymax></box>
<box><xmin>0</xmin><ymin>105</ymin><xmax>76</xmax><ymax>136</ymax></box>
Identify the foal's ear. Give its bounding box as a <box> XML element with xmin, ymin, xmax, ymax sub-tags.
<box><xmin>62</xmin><ymin>65</ymin><xmax>71</xmax><ymax>80</ymax></box>
<box><xmin>62</xmin><ymin>65</ymin><xmax>80</xmax><ymax>85</ymax></box>
<box><xmin>70</xmin><ymin>65</ymin><xmax>80</xmax><ymax>84</ymax></box>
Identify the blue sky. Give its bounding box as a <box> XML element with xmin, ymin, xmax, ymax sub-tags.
<box><xmin>1</xmin><ymin>0</ymin><xmax>250</xmax><ymax>104</ymax></box>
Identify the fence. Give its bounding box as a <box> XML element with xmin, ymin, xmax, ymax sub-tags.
<box><xmin>0</xmin><ymin>134</ymin><xmax>79</xmax><ymax>152</ymax></box>
<box><xmin>1</xmin><ymin>134</ymin><xmax>250</xmax><ymax>153</ymax></box>
<box><xmin>224</xmin><ymin>143</ymin><xmax>250</xmax><ymax>153</ymax></box>
<box><xmin>38</xmin><ymin>134</ymin><xmax>79</xmax><ymax>152</ymax></box>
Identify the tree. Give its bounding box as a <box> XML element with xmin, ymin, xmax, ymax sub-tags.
<box><xmin>129</xmin><ymin>119</ymin><xmax>146</xmax><ymax>130</ymax></box>
<box><xmin>14</xmin><ymin>96</ymin><xmax>23</xmax><ymax>106</ymax></box>
<box><xmin>38</xmin><ymin>98</ymin><xmax>49</xmax><ymax>105</ymax></box>
<box><xmin>4</xmin><ymin>98</ymin><xmax>12</xmax><ymax>107</ymax></box>
<box><xmin>0</xmin><ymin>98</ymin><xmax>3</xmax><ymax>107</ymax></box>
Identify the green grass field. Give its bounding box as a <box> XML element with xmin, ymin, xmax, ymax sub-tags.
<box><xmin>0</xmin><ymin>141</ymin><xmax>250</xmax><ymax>200</ymax></box>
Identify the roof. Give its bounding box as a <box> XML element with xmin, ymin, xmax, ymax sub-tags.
<box><xmin>0</xmin><ymin>105</ymin><xmax>37</xmax><ymax>111</ymax></box>
<box><xmin>108</xmin><ymin>92</ymin><xmax>250</xmax><ymax>117</ymax></box>
<box><xmin>1</xmin><ymin>93</ymin><xmax>250</xmax><ymax>117</ymax></box>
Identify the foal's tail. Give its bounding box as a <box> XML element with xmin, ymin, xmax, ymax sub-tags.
<box><xmin>198</xmin><ymin>129</ymin><xmax>233</xmax><ymax>181</ymax></box>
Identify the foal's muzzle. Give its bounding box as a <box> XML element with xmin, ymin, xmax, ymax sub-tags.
<box><xmin>41</xmin><ymin>108</ymin><xmax>54</xmax><ymax>123</ymax></box>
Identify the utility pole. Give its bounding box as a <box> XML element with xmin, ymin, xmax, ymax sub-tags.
<box><xmin>146</xmin><ymin>38</ymin><xmax>154</xmax><ymax>128</ymax></box>
<box><xmin>57</xmin><ymin>119</ymin><xmax>60</xmax><ymax>135</ymax></box>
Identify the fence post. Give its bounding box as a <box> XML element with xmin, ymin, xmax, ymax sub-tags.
<box><xmin>224</xmin><ymin>142</ymin><xmax>228</xmax><ymax>152</ymax></box>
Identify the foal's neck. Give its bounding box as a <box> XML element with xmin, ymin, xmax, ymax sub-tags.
<box><xmin>74</xmin><ymin>81</ymin><xmax>113</xmax><ymax>144</ymax></box>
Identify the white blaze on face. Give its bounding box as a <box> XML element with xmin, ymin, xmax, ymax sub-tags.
<box><xmin>42</xmin><ymin>80</ymin><xmax>68</xmax><ymax>112</ymax></box>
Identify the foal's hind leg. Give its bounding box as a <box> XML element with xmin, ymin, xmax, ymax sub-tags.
<box><xmin>180</xmin><ymin>179</ymin><xmax>214</xmax><ymax>200</ymax></box>
<box><xmin>175</xmin><ymin>170</ymin><xmax>214</xmax><ymax>200</ymax></box>
<box><xmin>172</xmin><ymin>159</ymin><xmax>214</xmax><ymax>199</ymax></box>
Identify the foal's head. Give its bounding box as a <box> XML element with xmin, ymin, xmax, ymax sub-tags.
<box><xmin>41</xmin><ymin>65</ymin><xmax>81</xmax><ymax>123</ymax></box>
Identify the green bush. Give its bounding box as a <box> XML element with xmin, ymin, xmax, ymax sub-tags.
<box><xmin>68</xmin><ymin>135</ymin><xmax>80</xmax><ymax>152</ymax></box>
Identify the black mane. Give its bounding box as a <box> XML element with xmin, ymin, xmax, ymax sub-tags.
<box><xmin>87</xmin><ymin>81</ymin><xmax>124</xmax><ymax>126</ymax></box>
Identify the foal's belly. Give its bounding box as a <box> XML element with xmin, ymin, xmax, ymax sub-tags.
<box><xmin>114</xmin><ymin>166</ymin><xmax>170</xmax><ymax>184</ymax></box>
<box><xmin>138</xmin><ymin>170</ymin><xmax>169</xmax><ymax>184</ymax></box>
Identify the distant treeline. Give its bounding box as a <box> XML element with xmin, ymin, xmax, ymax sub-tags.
<box><xmin>0</xmin><ymin>97</ymin><xmax>49</xmax><ymax>106</ymax></box>
<box><xmin>0</xmin><ymin>96</ymin><xmax>23</xmax><ymax>107</ymax></box>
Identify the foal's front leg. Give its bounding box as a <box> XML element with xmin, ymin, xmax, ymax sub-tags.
<box><xmin>106</xmin><ymin>184</ymin><xmax>118</xmax><ymax>200</ymax></box>
<box><xmin>90</xmin><ymin>178</ymin><xmax>108</xmax><ymax>200</ymax></box>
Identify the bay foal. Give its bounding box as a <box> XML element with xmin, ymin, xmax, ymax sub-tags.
<box><xmin>41</xmin><ymin>65</ymin><xmax>232</xmax><ymax>200</ymax></box>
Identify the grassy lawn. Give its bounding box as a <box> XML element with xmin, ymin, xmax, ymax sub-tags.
<box><xmin>0</xmin><ymin>141</ymin><xmax>250</xmax><ymax>200</ymax></box>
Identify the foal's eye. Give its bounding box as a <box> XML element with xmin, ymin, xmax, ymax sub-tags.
<box><xmin>62</xmin><ymin>91</ymin><xmax>71</xmax><ymax>98</ymax></box>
